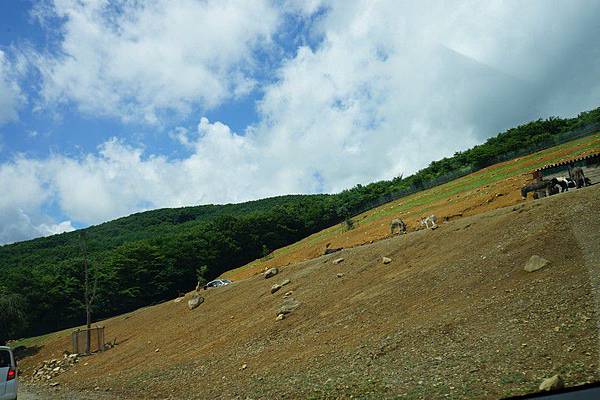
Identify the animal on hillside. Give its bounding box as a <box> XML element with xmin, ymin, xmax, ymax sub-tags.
<box><xmin>551</xmin><ymin>177</ymin><xmax>575</xmax><ymax>192</ymax></box>
<box><xmin>521</xmin><ymin>179</ymin><xmax>555</xmax><ymax>199</ymax></box>
<box><xmin>390</xmin><ymin>218</ymin><xmax>407</xmax><ymax>235</ymax></box>
<box><xmin>419</xmin><ymin>215</ymin><xmax>438</xmax><ymax>229</ymax></box>
<box><xmin>571</xmin><ymin>167</ymin><xmax>587</xmax><ymax>188</ymax></box>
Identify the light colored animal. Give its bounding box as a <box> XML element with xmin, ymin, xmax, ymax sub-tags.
<box><xmin>571</xmin><ymin>167</ymin><xmax>587</xmax><ymax>188</ymax></box>
<box><xmin>419</xmin><ymin>215</ymin><xmax>437</xmax><ymax>229</ymax></box>
<box><xmin>390</xmin><ymin>218</ymin><xmax>407</xmax><ymax>235</ymax></box>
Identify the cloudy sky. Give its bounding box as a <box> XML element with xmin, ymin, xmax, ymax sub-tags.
<box><xmin>0</xmin><ymin>0</ymin><xmax>599</xmax><ymax>245</ymax></box>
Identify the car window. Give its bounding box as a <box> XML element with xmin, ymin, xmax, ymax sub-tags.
<box><xmin>0</xmin><ymin>350</ymin><xmax>11</xmax><ymax>367</ymax></box>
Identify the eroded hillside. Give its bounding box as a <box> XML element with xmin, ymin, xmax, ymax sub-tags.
<box><xmin>17</xmin><ymin>184</ymin><xmax>600</xmax><ymax>399</ymax></box>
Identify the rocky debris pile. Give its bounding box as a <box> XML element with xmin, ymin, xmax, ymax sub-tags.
<box><xmin>264</xmin><ymin>267</ymin><xmax>279</xmax><ymax>279</ymax></box>
<box><xmin>31</xmin><ymin>353</ymin><xmax>80</xmax><ymax>383</ymax></box>
<box><xmin>188</xmin><ymin>294</ymin><xmax>205</xmax><ymax>310</ymax></box>
<box><xmin>271</xmin><ymin>278</ymin><xmax>292</xmax><ymax>294</ymax></box>
<box><xmin>524</xmin><ymin>255</ymin><xmax>549</xmax><ymax>272</ymax></box>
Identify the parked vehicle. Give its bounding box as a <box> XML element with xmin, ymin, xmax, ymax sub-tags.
<box><xmin>0</xmin><ymin>346</ymin><xmax>17</xmax><ymax>400</ymax></box>
<box><xmin>203</xmin><ymin>279</ymin><xmax>232</xmax><ymax>290</ymax></box>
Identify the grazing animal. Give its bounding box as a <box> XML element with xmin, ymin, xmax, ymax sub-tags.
<box><xmin>419</xmin><ymin>215</ymin><xmax>438</xmax><ymax>229</ymax></box>
<box><xmin>521</xmin><ymin>179</ymin><xmax>554</xmax><ymax>199</ymax></box>
<box><xmin>551</xmin><ymin>177</ymin><xmax>574</xmax><ymax>192</ymax></box>
<box><xmin>390</xmin><ymin>218</ymin><xmax>407</xmax><ymax>235</ymax></box>
<box><xmin>571</xmin><ymin>167</ymin><xmax>587</xmax><ymax>188</ymax></box>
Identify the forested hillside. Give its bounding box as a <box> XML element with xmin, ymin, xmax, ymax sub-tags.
<box><xmin>1</xmin><ymin>107</ymin><xmax>599</xmax><ymax>343</ymax></box>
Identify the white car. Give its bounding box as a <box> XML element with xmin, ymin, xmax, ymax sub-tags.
<box><xmin>203</xmin><ymin>279</ymin><xmax>232</xmax><ymax>290</ymax></box>
<box><xmin>0</xmin><ymin>346</ymin><xmax>17</xmax><ymax>400</ymax></box>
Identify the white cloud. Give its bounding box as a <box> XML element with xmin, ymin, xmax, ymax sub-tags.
<box><xmin>0</xmin><ymin>50</ymin><xmax>26</xmax><ymax>125</ymax></box>
<box><xmin>35</xmin><ymin>0</ymin><xmax>281</xmax><ymax>124</ymax></box>
<box><xmin>2</xmin><ymin>0</ymin><xmax>599</xmax><ymax>245</ymax></box>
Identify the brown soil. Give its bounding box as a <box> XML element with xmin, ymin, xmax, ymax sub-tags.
<box><xmin>18</xmin><ymin>184</ymin><xmax>600</xmax><ymax>399</ymax></box>
<box><xmin>223</xmin><ymin>134</ymin><xmax>600</xmax><ymax>281</ymax></box>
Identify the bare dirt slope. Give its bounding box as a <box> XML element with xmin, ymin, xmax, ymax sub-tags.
<box><xmin>18</xmin><ymin>184</ymin><xmax>600</xmax><ymax>399</ymax></box>
<box><xmin>224</xmin><ymin>133</ymin><xmax>600</xmax><ymax>281</ymax></box>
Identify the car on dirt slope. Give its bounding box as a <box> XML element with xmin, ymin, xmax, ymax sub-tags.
<box><xmin>203</xmin><ymin>279</ymin><xmax>232</xmax><ymax>290</ymax></box>
<box><xmin>0</xmin><ymin>346</ymin><xmax>17</xmax><ymax>400</ymax></box>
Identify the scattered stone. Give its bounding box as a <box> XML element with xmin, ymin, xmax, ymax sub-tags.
<box><xmin>155</xmin><ymin>348</ymin><xmax>160</xmax><ymax>352</ymax></box>
<box><xmin>264</xmin><ymin>268</ymin><xmax>279</xmax><ymax>279</ymax></box>
<box><xmin>173</xmin><ymin>296</ymin><xmax>184</xmax><ymax>303</ymax></box>
<box><xmin>241</xmin><ymin>363</ymin><xmax>247</xmax><ymax>370</ymax></box>
<box><xmin>539</xmin><ymin>374</ymin><xmax>564</xmax><ymax>391</ymax></box>
<box><xmin>276</xmin><ymin>314</ymin><xmax>285</xmax><ymax>321</ymax></box>
<box><xmin>280</xmin><ymin>279</ymin><xmax>291</xmax><ymax>287</ymax></box>
<box><xmin>382</xmin><ymin>257</ymin><xmax>392</xmax><ymax>264</ymax></box>
<box><xmin>323</xmin><ymin>247</ymin><xmax>343</xmax><ymax>255</ymax></box>
<box><xmin>187</xmin><ymin>294</ymin><xmax>205</xmax><ymax>310</ymax></box>
<box><xmin>31</xmin><ymin>353</ymin><xmax>82</xmax><ymax>384</ymax></box>
<box><xmin>336</xmin><ymin>273</ymin><xmax>344</xmax><ymax>278</ymax></box>
<box><xmin>278</xmin><ymin>297</ymin><xmax>300</xmax><ymax>315</ymax></box>
<box><xmin>271</xmin><ymin>284</ymin><xmax>281</xmax><ymax>294</ymax></box>
<box><xmin>333</xmin><ymin>258</ymin><xmax>344</xmax><ymax>265</ymax></box>
<box><xmin>49</xmin><ymin>382</ymin><xmax>59</xmax><ymax>387</ymax></box>
<box><xmin>524</xmin><ymin>255</ymin><xmax>549</xmax><ymax>272</ymax></box>
<box><xmin>283</xmin><ymin>291</ymin><xmax>293</xmax><ymax>297</ymax></box>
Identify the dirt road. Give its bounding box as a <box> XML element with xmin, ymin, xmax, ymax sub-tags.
<box><xmin>18</xmin><ymin>382</ymin><xmax>111</xmax><ymax>400</ymax></box>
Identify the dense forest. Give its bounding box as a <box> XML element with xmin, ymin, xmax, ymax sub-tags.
<box><xmin>1</xmin><ymin>107</ymin><xmax>599</xmax><ymax>344</ymax></box>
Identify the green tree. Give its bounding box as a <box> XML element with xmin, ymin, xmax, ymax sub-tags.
<box><xmin>0</xmin><ymin>286</ymin><xmax>27</xmax><ymax>345</ymax></box>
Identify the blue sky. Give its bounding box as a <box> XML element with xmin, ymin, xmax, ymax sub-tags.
<box><xmin>0</xmin><ymin>0</ymin><xmax>599</xmax><ymax>245</ymax></box>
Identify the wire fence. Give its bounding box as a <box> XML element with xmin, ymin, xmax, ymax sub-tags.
<box><xmin>71</xmin><ymin>326</ymin><xmax>105</xmax><ymax>354</ymax></box>
<box><xmin>345</xmin><ymin>122</ymin><xmax>600</xmax><ymax>221</ymax></box>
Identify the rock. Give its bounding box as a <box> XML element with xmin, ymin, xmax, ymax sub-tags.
<box><xmin>187</xmin><ymin>295</ymin><xmax>204</xmax><ymax>310</ymax></box>
<box><xmin>524</xmin><ymin>255</ymin><xmax>549</xmax><ymax>272</ymax></box>
<box><xmin>324</xmin><ymin>247</ymin><xmax>343</xmax><ymax>255</ymax></box>
<box><xmin>276</xmin><ymin>314</ymin><xmax>285</xmax><ymax>321</ymax></box>
<box><xmin>278</xmin><ymin>297</ymin><xmax>300</xmax><ymax>315</ymax></box>
<box><xmin>271</xmin><ymin>284</ymin><xmax>281</xmax><ymax>294</ymax></box>
<box><xmin>280</xmin><ymin>279</ymin><xmax>291</xmax><ymax>287</ymax></box>
<box><xmin>241</xmin><ymin>363</ymin><xmax>247</xmax><ymax>370</ymax></box>
<box><xmin>173</xmin><ymin>296</ymin><xmax>183</xmax><ymax>303</ymax></box>
<box><xmin>50</xmin><ymin>382</ymin><xmax>60</xmax><ymax>387</ymax></box>
<box><xmin>333</xmin><ymin>258</ymin><xmax>344</xmax><ymax>265</ymax></box>
<box><xmin>155</xmin><ymin>348</ymin><xmax>160</xmax><ymax>352</ymax></box>
<box><xmin>336</xmin><ymin>273</ymin><xmax>344</xmax><ymax>278</ymax></box>
<box><xmin>382</xmin><ymin>257</ymin><xmax>392</xmax><ymax>264</ymax></box>
<box><xmin>283</xmin><ymin>291</ymin><xmax>293</xmax><ymax>297</ymax></box>
<box><xmin>539</xmin><ymin>374</ymin><xmax>564</xmax><ymax>391</ymax></box>
<box><xmin>264</xmin><ymin>267</ymin><xmax>279</xmax><ymax>279</ymax></box>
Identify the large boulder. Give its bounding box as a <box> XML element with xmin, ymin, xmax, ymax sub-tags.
<box><xmin>271</xmin><ymin>284</ymin><xmax>282</xmax><ymax>294</ymax></box>
<box><xmin>524</xmin><ymin>255</ymin><xmax>549</xmax><ymax>272</ymax></box>
<box><xmin>277</xmin><ymin>297</ymin><xmax>300</xmax><ymax>316</ymax></box>
<box><xmin>188</xmin><ymin>295</ymin><xmax>204</xmax><ymax>310</ymax></box>
<box><xmin>539</xmin><ymin>374</ymin><xmax>564</xmax><ymax>391</ymax></box>
<box><xmin>264</xmin><ymin>267</ymin><xmax>279</xmax><ymax>279</ymax></box>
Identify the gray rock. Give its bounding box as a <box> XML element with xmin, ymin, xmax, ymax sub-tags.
<box><xmin>336</xmin><ymin>273</ymin><xmax>344</xmax><ymax>278</ymax></box>
<box><xmin>276</xmin><ymin>314</ymin><xmax>285</xmax><ymax>321</ymax></box>
<box><xmin>271</xmin><ymin>284</ymin><xmax>281</xmax><ymax>294</ymax></box>
<box><xmin>333</xmin><ymin>258</ymin><xmax>344</xmax><ymax>265</ymax></box>
<box><xmin>188</xmin><ymin>295</ymin><xmax>204</xmax><ymax>310</ymax></box>
<box><xmin>283</xmin><ymin>291</ymin><xmax>293</xmax><ymax>297</ymax></box>
<box><xmin>524</xmin><ymin>255</ymin><xmax>549</xmax><ymax>272</ymax></box>
<box><xmin>264</xmin><ymin>267</ymin><xmax>279</xmax><ymax>279</ymax></box>
<box><xmin>382</xmin><ymin>257</ymin><xmax>392</xmax><ymax>264</ymax></box>
<box><xmin>539</xmin><ymin>374</ymin><xmax>564</xmax><ymax>391</ymax></box>
<box><xmin>280</xmin><ymin>279</ymin><xmax>291</xmax><ymax>287</ymax></box>
<box><xmin>278</xmin><ymin>297</ymin><xmax>300</xmax><ymax>315</ymax></box>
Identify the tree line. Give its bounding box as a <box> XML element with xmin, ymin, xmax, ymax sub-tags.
<box><xmin>1</xmin><ymin>106</ymin><xmax>598</xmax><ymax>344</ymax></box>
